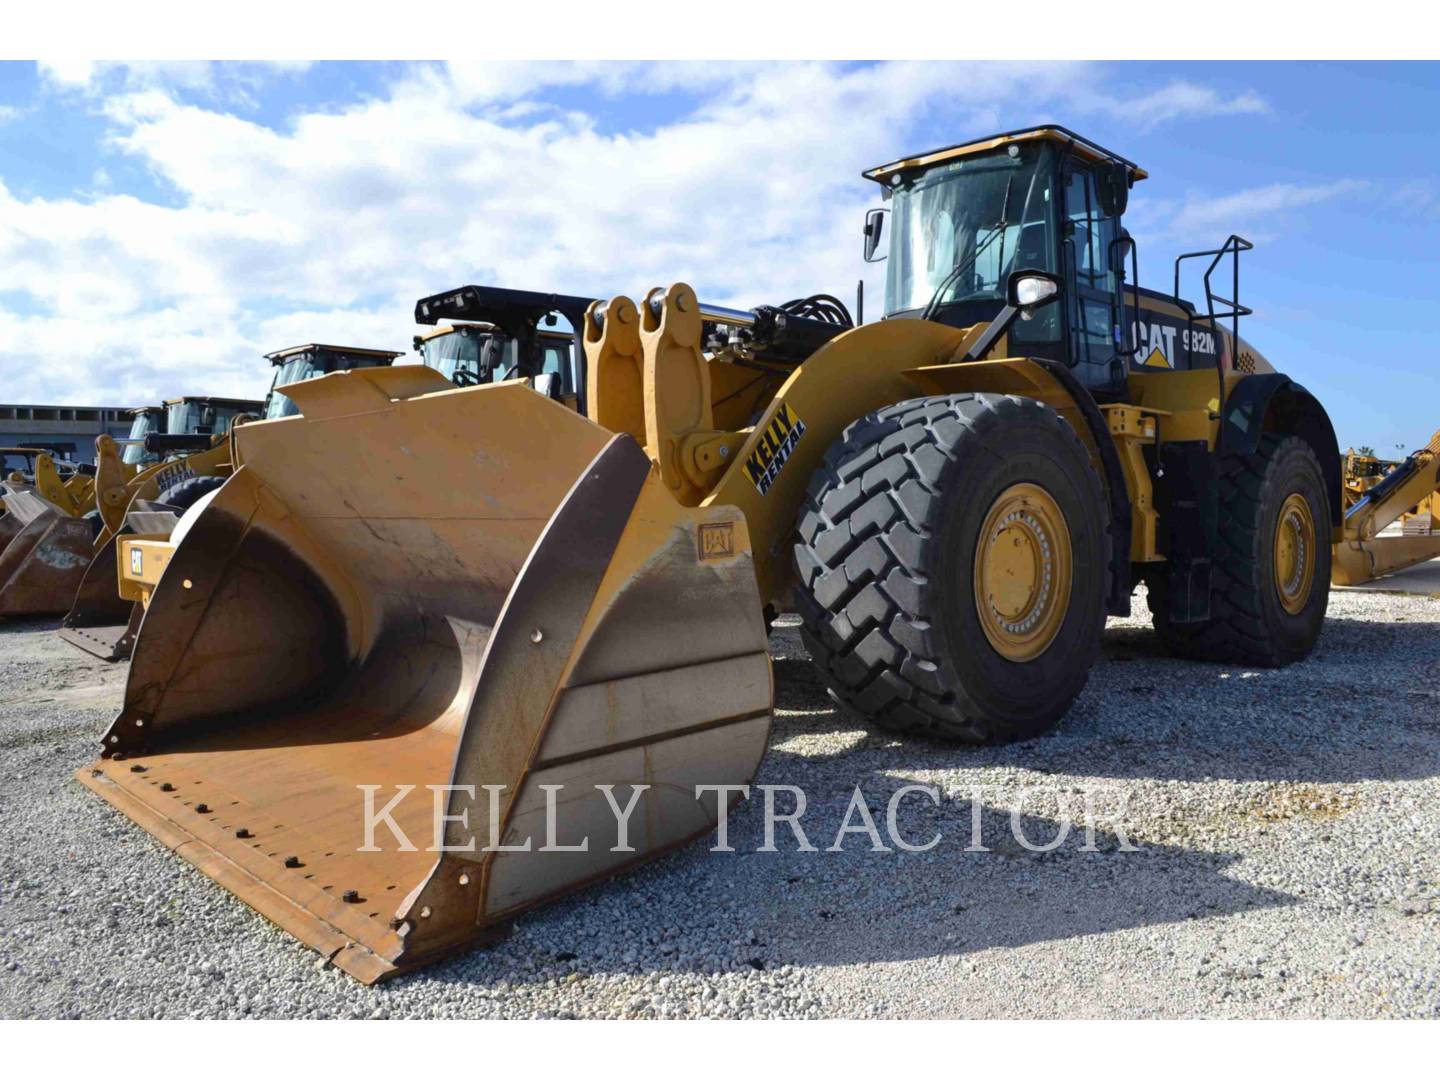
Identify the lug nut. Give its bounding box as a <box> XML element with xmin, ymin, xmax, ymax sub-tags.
<box><xmin>342</xmin><ymin>890</ymin><xmax>362</xmax><ymax>904</ymax></box>
<box><xmin>161</xmin><ymin>783</ymin><xmax>176</xmax><ymax>792</ymax></box>
<box><xmin>235</xmin><ymin>828</ymin><xmax>252</xmax><ymax>839</ymax></box>
<box><xmin>130</xmin><ymin>764</ymin><xmax>147</xmax><ymax>773</ymax></box>
<box><xmin>284</xmin><ymin>856</ymin><xmax>303</xmax><ymax>868</ymax></box>
<box><xmin>195</xmin><ymin>803</ymin><xmax>210</xmax><ymax>814</ymax></box>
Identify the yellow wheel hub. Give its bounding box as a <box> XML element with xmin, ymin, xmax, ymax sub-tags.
<box><xmin>1273</xmin><ymin>492</ymin><xmax>1316</xmax><ymax>615</ymax></box>
<box><xmin>973</xmin><ymin>483</ymin><xmax>1072</xmax><ymax>662</ymax></box>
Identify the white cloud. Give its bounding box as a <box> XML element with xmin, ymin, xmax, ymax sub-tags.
<box><xmin>36</xmin><ymin>60</ymin><xmax>313</xmax><ymax>103</ymax></box>
<box><xmin>1092</xmin><ymin>80</ymin><xmax>1268</xmax><ymax>131</ymax></box>
<box><xmin>0</xmin><ymin>61</ymin><xmax>1287</xmax><ymax>407</ymax></box>
<box><xmin>1128</xmin><ymin>179</ymin><xmax>1363</xmax><ymax>247</ymax></box>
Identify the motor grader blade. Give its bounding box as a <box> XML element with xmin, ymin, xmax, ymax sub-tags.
<box><xmin>77</xmin><ymin>367</ymin><xmax>771</xmax><ymax>983</ymax></box>
<box><xmin>0</xmin><ymin>490</ymin><xmax>96</xmax><ymax>616</ymax></box>
<box><xmin>59</xmin><ymin>506</ymin><xmax>178</xmax><ymax>661</ymax></box>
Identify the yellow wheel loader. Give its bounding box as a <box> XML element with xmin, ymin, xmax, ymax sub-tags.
<box><xmin>4</xmin><ymin>398</ymin><xmax>265</xmax><ymax>621</ymax></box>
<box><xmin>0</xmin><ymin>448</ymin><xmax>101</xmax><ymax>616</ymax></box>
<box><xmin>79</xmin><ymin>126</ymin><xmax>1342</xmax><ymax>982</ymax></box>
<box><xmin>412</xmin><ymin>284</ymin><xmax>594</xmax><ymax>409</ymax></box>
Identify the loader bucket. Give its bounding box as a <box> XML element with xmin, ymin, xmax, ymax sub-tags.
<box><xmin>59</xmin><ymin>507</ymin><xmax>177</xmax><ymax>661</ymax></box>
<box><xmin>0</xmin><ymin>490</ymin><xmax>95</xmax><ymax>616</ymax></box>
<box><xmin>77</xmin><ymin>368</ymin><xmax>772</xmax><ymax>983</ymax></box>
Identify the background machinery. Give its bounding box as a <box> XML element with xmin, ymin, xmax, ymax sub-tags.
<box><xmin>61</xmin><ymin>355</ymin><xmax>401</xmax><ymax>660</ymax></box>
<box><xmin>1332</xmin><ymin>429</ymin><xmax>1440</xmax><ymax>586</ymax></box>
<box><xmin>412</xmin><ymin>284</ymin><xmax>595</xmax><ymax>409</ymax></box>
<box><xmin>0</xmin><ymin>447</ymin><xmax>100</xmax><ymax>616</ymax></box>
<box><xmin>79</xmin><ymin>126</ymin><xmax>1342</xmax><ymax>981</ymax></box>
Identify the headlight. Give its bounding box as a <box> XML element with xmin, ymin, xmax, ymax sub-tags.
<box><xmin>1014</xmin><ymin>275</ymin><xmax>1059</xmax><ymax>308</ymax></box>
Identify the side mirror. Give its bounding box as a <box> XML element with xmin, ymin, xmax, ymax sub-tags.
<box><xmin>1095</xmin><ymin>162</ymin><xmax>1129</xmax><ymax>218</ymax></box>
<box><xmin>1006</xmin><ymin>269</ymin><xmax>1062</xmax><ymax>319</ymax></box>
<box><xmin>862</xmin><ymin>208</ymin><xmax>888</xmax><ymax>263</ymax></box>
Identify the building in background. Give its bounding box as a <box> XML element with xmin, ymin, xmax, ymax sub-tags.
<box><xmin>0</xmin><ymin>402</ymin><xmax>137</xmax><ymax>465</ymax></box>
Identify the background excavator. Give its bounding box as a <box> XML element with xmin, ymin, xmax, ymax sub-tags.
<box><xmin>81</xmin><ymin>125</ymin><xmax>1349</xmax><ymax>982</ymax></box>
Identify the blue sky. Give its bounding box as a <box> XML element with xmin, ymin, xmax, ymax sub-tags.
<box><xmin>1</xmin><ymin>60</ymin><xmax>1437</xmax><ymax>452</ymax></box>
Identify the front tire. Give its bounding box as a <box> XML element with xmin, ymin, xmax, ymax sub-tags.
<box><xmin>1148</xmin><ymin>433</ymin><xmax>1329</xmax><ymax>666</ymax></box>
<box><xmin>794</xmin><ymin>394</ymin><xmax>1109</xmax><ymax>744</ymax></box>
<box><xmin>157</xmin><ymin>474</ymin><xmax>225</xmax><ymax>511</ymax></box>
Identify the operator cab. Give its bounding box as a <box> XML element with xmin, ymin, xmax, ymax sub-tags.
<box><xmin>413</xmin><ymin>285</ymin><xmax>597</xmax><ymax>411</ymax></box>
<box><xmin>263</xmin><ymin>344</ymin><xmax>403</xmax><ymax>420</ymax></box>
<box><xmin>414</xmin><ymin>322</ymin><xmax>573</xmax><ymax>393</ymax></box>
<box><xmin>864</xmin><ymin>125</ymin><xmax>1251</xmax><ymax>401</ymax></box>
<box><xmin>120</xmin><ymin>407</ymin><xmax>167</xmax><ymax>467</ymax></box>
<box><xmin>163</xmin><ymin>396</ymin><xmax>264</xmax><ymax>438</ymax></box>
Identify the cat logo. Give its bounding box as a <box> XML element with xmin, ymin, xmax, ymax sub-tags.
<box><xmin>697</xmin><ymin>521</ymin><xmax>736</xmax><ymax>562</ymax></box>
<box><xmin>743</xmin><ymin>402</ymin><xmax>807</xmax><ymax>496</ymax></box>
<box><xmin>129</xmin><ymin>548</ymin><xmax>143</xmax><ymax>577</ymax></box>
<box><xmin>1142</xmin><ymin>346</ymin><xmax>1171</xmax><ymax>368</ymax></box>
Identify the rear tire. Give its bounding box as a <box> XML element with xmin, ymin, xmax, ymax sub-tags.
<box><xmin>794</xmin><ymin>394</ymin><xmax>1109</xmax><ymax>744</ymax></box>
<box><xmin>157</xmin><ymin>475</ymin><xmax>225</xmax><ymax>511</ymax></box>
<box><xmin>1148</xmin><ymin>433</ymin><xmax>1329</xmax><ymax>666</ymax></box>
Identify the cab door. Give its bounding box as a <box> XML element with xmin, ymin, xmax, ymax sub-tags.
<box><xmin>1060</xmin><ymin>164</ymin><xmax>1126</xmax><ymax>397</ymax></box>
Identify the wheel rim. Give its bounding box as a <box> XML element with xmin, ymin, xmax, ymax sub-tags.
<box><xmin>1273</xmin><ymin>491</ymin><xmax>1316</xmax><ymax>615</ymax></box>
<box><xmin>973</xmin><ymin>482</ymin><xmax>1073</xmax><ymax>662</ymax></box>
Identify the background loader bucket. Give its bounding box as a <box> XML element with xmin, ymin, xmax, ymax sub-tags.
<box><xmin>78</xmin><ymin>369</ymin><xmax>771</xmax><ymax>983</ymax></box>
<box><xmin>60</xmin><ymin>507</ymin><xmax>178</xmax><ymax>661</ymax></box>
<box><xmin>0</xmin><ymin>490</ymin><xmax>95</xmax><ymax>616</ymax></box>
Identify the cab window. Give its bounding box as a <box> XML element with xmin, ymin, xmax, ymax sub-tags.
<box><xmin>1063</xmin><ymin>166</ymin><xmax>1122</xmax><ymax>376</ymax></box>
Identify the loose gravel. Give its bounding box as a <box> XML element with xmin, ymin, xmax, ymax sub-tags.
<box><xmin>1</xmin><ymin>585</ymin><xmax>1438</xmax><ymax>1018</ymax></box>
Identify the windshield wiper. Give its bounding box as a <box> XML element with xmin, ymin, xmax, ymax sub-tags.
<box><xmin>920</xmin><ymin>221</ymin><xmax>1005</xmax><ymax>321</ymax></box>
<box><xmin>920</xmin><ymin>174</ymin><xmax>1014</xmax><ymax>321</ymax></box>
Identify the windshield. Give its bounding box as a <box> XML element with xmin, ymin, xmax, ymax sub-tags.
<box><xmin>418</xmin><ymin>327</ymin><xmax>517</xmax><ymax>385</ymax></box>
<box><xmin>2</xmin><ymin>452</ymin><xmax>37</xmax><ymax>478</ymax></box>
<box><xmin>265</xmin><ymin>357</ymin><xmax>324</xmax><ymax>420</ymax></box>
<box><xmin>167</xmin><ymin>401</ymin><xmax>202</xmax><ymax>436</ymax></box>
<box><xmin>122</xmin><ymin>411</ymin><xmax>164</xmax><ymax>466</ymax></box>
<box><xmin>885</xmin><ymin>144</ymin><xmax>1057</xmax><ymax>320</ymax></box>
<box><xmin>167</xmin><ymin>401</ymin><xmax>247</xmax><ymax>436</ymax></box>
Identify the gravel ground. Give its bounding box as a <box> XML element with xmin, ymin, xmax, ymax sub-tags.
<box><xmin>1</xmin><ymin>586</ymin><xmax>1438</xmax><ymax>1019</ymax></box>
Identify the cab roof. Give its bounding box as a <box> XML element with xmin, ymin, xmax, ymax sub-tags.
<box><xmin>163</xmin><ymin>396</ymin><xmax>265</xmax><ymax>409</ymax></box>
<box><xmin>415</xmin><ymin>322</ymin><xmax>498</xmax><ymax>344</ymax></box>
<box><xmin>864</xmin><ymin>124</ymin><xmax>1147</xmax><ymax>186</ymax></box>
<box><xmin>416</xmin><ymin>322</ymin><xmax>573</xmax><ymax>343</ymax></box>
<box><xmin>264</xmin><ymin>344</ymin><xmax>405</xmax><ymax>365</ymax></box>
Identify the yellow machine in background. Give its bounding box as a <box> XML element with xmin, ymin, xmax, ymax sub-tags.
<box><xmin>81</xmin><ymin>126</ymin><xmax>1343</xmax><ymax>982</ymax></box>
<box><xmin>1343</xmin><ymin>447</ymin><xmax>1398</xmax><ymax>510</ymax></box>
<box><xmin>62</xmin><ymin>355</ymin><xmax>403</xmax><ymax>659</ymax></box>
<box><xmin>0</xmin><ymin>449</ymin><xmax>101</xmax><ymax>616</ymax></box>
<box><xmin>1332</xmin><ymin>429</ymin><xmax>1440</xmax><ymax>586</ymax></box>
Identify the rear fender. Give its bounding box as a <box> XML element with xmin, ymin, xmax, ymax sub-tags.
<box><xmin>1222</xmin><ymin>374</ymin><xmax>1341</xmax><ymax>527</ymax></box>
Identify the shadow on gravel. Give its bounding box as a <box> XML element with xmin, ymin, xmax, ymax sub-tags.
<box><xmin>770</xmin><ymin>612</ymin><xmax>1440</xmax><ymax>785</ymax></box>
<box><xmin>412</xmin><ymin>626</ymin><xmax>1309</xmax><ymax>992</ymax></box>
<box><xmin>414</xmin><ymin>773</ymin><xmax>1292</xmax><ymax>989</ymax></box>
<box><xmin>0</xmin><ymin>615</ymin><xmax>63</xmax><ymax>635</ymax></box>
